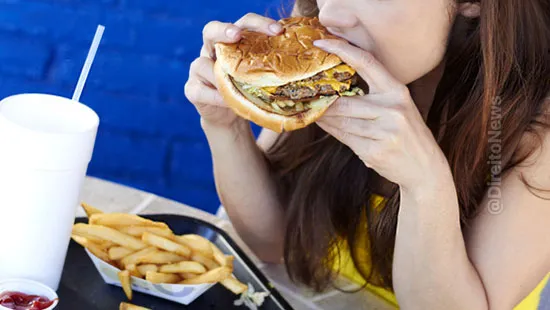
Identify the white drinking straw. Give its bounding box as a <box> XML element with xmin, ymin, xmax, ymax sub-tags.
<box><xmin>72</xmin><ymin>25</ymin><xmax>105</xmax><ymax>102</ymax></box>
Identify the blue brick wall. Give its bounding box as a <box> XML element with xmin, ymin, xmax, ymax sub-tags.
<box><xmin>0</xmin><ymin>0</ymin><xmax>292</xmax><ymax>214</ymax></box>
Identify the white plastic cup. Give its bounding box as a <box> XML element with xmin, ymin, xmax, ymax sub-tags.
<box><xmin>0</xmin><ymin>93</ymin><xmax>99</xmax><ymax>291</ymax></box>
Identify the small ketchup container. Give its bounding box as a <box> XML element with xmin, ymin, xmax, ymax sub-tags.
<box><xmin>0</xmin><ymin>279</ymin><xmax>58</xmax><ymax>310</ymax></box>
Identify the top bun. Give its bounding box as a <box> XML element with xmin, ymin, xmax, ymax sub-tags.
<box><xmin>214</xmin><ymin>17</ymin><xmax>344</xmax><ymax>87</ymax></box>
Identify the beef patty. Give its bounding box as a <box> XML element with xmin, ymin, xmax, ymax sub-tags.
<box><xmin>271</xmin><ymin>74</ymin><xmax>358</xmax><ymax>101</ymax></box>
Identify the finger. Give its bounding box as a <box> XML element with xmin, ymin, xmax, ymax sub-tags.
<box><xmin>323</xmin><ymin>96</ymin><xmax>382</xmax><ymax>119</ymax></box>
<box><xmin>313</xmin><ymin>39</ymin><xmax>400</xmax><ymax>94</ymax></box>
<box><xmin>202</xmin><ymin>21</ymin><xmax>243</xmax><ymax>60</ymax></box>
<box><xmin>200</xmin><ymin>45</ymin><xmax>215</xmax><ymax>59</ymax></box>
<box><xmin>189</xmin><ymin>57</ymin><xmax>217</xmax><ymax>88</ymax></box>
<box><xmin>316</xmin><ymin>120</ymin><xmax>369</xmax><ymax>150</ymax></box>
<box><xmin>317</xmin><ymin>116</ymin><xmax>382</xmax><ymax>139</ymax></box>
<box><xmin>234</xmin><ymin>13</ymin><xmax>283</xmax><ymax>35</ymax></box>
<box><xmin>202</xmin><ymin>15</ymin><xmax>283</xmax><ymax>60</ymax></box>
<box><xmin>184</xmin><ymin>79</ymin><xmax>226</xmax><ymax>107</ymax></box>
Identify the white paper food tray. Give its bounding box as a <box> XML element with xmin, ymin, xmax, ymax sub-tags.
<box><xmin>85</xmin><ymin>249</ymin><xmax>215</xmax><ymax>305</ymax></box>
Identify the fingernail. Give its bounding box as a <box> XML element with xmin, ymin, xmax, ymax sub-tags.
<box><xmin>269</xmin><ymin>23</ymin><xmax>282</xmax><ymax>34</ymax></box>
<box><xmin>226</xmin><ymin>27</ymin><xmax>239</xmax><ymax>39</ymax></box>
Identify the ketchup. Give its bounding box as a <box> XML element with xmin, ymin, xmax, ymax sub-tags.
<box><xmin>0</xmin><ymin>291</ymin><xmax>56</xmax><ymax>310</ymax></box>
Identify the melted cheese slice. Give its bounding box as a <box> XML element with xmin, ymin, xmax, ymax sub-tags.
<box><xmin>325</xmin><ymin>64</ymin><xmax>356</xmax><ymax>77</ymax></box>
<box><xmin>262</xmin><ymin>86</ymin><xmax>278</xmax><ymax>94</ymax></box>
<box><xmin>261</xmin><ymin>64</ymin><xmax>356</xmax><ymax>95</ymax></box>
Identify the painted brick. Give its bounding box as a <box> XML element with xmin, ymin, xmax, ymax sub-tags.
<box><xmin>53</xmin><ymin>47</ymin><xmax>189</xmax><ymax>101</ymax></box>
<box><xmin>0</xmin><ymin>1</ymin><xmax>134</xmax><ymax>49</ymax></box>
<box><xmin>121</xmin><ymin>1</ymin><xmax>289</xmax><ymax>59</ymax></box>
<box><xmin>78</xmin><ymin>91</ymin><xmax>202</xmax><ymax>138</ymax></box>
<box><xmin>212</xmin><ymin>0</ymin><xmax>285</xmax><ymax>21</ymax></box>
<box><xmin>0</xmin><ymin>34</ymin><xmax>51</xmax><ymax>79</ymax></box>
<box><xmin>169</xmin><ymin>139</ymin><xmax>214</xmax><ymax>187</ymax></box>
<box><xmin>39</xmin><ymin>0</ymin><xmax>117</xmax><ymax>6</ymax></box>
<box><xmin>0</xmin><ymin>2</ymin><xmax>98</xmax><ymax>41</ymax></box>
<box><xmin>120</xmin><ymin>0</ymin><xmax>279</xmax><ymax>20</ymax></box>
<box><xmin>88</xmin><ymin>128</ymin><xmax>168</xmax><ymax>176</ymax></box>
<box><xmin>130</xmin><ymin>17</ymin><xmax>198</xmax><ymax>59</ymax></box>
<box><xmin>172</xmin><ymin>186</ymin><xmax>221</xmax><ymax>215</ymax></box>
<box><xmin>0</xmin><ymin>76</ymin><xmax>71</xmax><ymax>98</ymax></box>
<box><xmin>120</xmin><ymin>0</ymin><xmax>211</xmax><ymax>17</ymax></box>
<box><xmin>96</xmin><ymin>11</ymin><xmax>139</xmax><ymax>49</ymax></box>
<box><xmin>0</xmin><ymin>1</ymin><xmax>272</xmax><ymax>59</ymax></box>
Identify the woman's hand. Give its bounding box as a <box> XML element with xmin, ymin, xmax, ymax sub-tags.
<box><xmin>185</xmin><ymin>14</ymin><xmax>283</xmax><ymax>129</ymax></box>
<box><xmin>313</xmin><ymin>39</ymin><xmax>451</xmax><ymax>191</ymax></box>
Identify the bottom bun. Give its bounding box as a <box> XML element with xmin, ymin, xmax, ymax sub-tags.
<box><xmin>214</xmin><ymin>61</ymin><xmax>338</xmax><ymax>133</ymax></box>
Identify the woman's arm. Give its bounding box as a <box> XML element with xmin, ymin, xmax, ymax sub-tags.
<box><xmin>393</xmin><ymin>167</ymin><xmax>488</xmax><ymax>309</ymax></box>
<box><xmin>203</xmin><ymin>119</ymin><xmax>283</xmax><ymax>263</ymax></box>
<box><xmin>203</xmin><ymin>7</ymin><xmax>302</xmax><ymax>263</ymax></box>
<box><xmin>393</xmin><ymin>130</ymin><xmax>550</xmax><ymax>309</ymax></box>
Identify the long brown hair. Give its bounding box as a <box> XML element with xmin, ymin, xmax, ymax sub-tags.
<box><xmin>266</xmin><ymin>0</ymin><xmax>550</xmax><ymax>292</ymax></box>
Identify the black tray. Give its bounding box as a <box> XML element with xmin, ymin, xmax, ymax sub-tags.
<box><xmin>57</xmin><ymin>214</ymin><xmax>294</xmax><ymax>310</ymax></box>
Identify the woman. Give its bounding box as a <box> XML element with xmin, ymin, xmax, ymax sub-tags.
<box><xmin>185</xmin><ymin>0</ymin><xmax>550</xmax><ymax>308</ymax></box>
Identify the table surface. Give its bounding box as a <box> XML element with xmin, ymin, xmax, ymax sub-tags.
<box><xmin>79</xmin><ymin>176</ymin><xmax>394</xmax><ymax>310</ymax></box>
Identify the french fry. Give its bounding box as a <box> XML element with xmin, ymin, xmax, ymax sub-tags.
<box><xmin>109</xmin><ymin>247</ymin><xmax>135</xmax><ymax>261</ymax></box>
<box><xmin>81</xmin><ymin>202</ymin><xmax>103</xmax><ymax>218</ymax></box>
<box><xmin>180</xmin><ymin>266</ymin><xmax>232</xmax><ymax>285</ymax></box>
<box><xmin>118</xmin><ymin>270</ymin><xmax>132</xmax><ymax>300</ymax></box>
<box><xmin>145</xmin><ymin>271</ymin><xmax>180</xmax><ymax>284</ymax></box>
<box><xmin>179</xmin><ymin>272</ymin><xmax>198</xmax><ymax>280</ymax></box>
<box><xmin>175</xmin><ymin>234</ymin><xmax>214</xmax><ymax>257</ymax></box>
<box><xmin>125</xmin><ymin>264</ymin><xmax>142</xmax><ymax>278</ymax></box>
<box><xmin>120</xmin><ymin>247</ymin><xmax>157</xmax><ymax>267</ymax></box>
<box><xmin>71</xmin><ymin>235</ymin><xmax>111</xmax><ymax>263</ymax></box>
<box><xmin>220</xmin><ymin>276</ymin><xmax>248</xmax><ymax>294</ymax></box>
<box><xmin>191</xmin><ymin>253</ymin><xmax>219</xmax><ymax>270</ymax></box>
<box><xmin>97</xmin><ymin>240</ymin><xmax>118</xmax><ymax>249</ymax></box>
<box><xmin>138</xmin><ymin>250</ymin><xmax>186</xmax><ymax>265</ymax></box>
<box><xmin>90</xmin><ymin>213</ymin><xmax>169</xmax><ymax>229</ymax></box>
<box><xmin>117</xmin><ymin>226</ymin><xmax>173</xmax><ymax>239</ymax></box>
<box><xmin>72</xmin><ymin>231</ymin><xmax>112</xmax><ymax>247</ymax></box>
<box><xmin>73</xmin><ymin>224</ymin><xmax>147</xmax><ymax>250</ymax></box>
<box><xmin>224</xmin><ymin>255</ymin><xmax>235</xmax><ymax>268</ymax></box>
<box><xmin>210</xmin><ymin>242</ymin><xmax>231</xmax><ymax>266</ymax></box>
<box><xmin>119</xmin><ymin>302</ymin><xmax>151</xmax><ymax>310</ymax></box>
<box><xmin>158</xmin><ymin>261</ymin><xmax>206</xmax><ymax>274</ymax></box>
<box><xmin>136</xmin><ymin>264</ymin><xmax>158</xmax><ymax>275</ymax></box>
<box><xmin>142</xmin><ymin>232</ymin><xmax>191</xmax><ymax>257</ymax></box>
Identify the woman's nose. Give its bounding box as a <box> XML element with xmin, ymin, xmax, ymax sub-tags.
<box><xmin>318</xmin><ymin>1</ymin><xmax>358</xmax><ymax>30</ymax></box>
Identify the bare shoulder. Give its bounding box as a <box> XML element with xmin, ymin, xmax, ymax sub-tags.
<box><xmin>463</xmin><ymin>101</ymin><xmax>550</xmax><ymax>308</ymax></box>
<box><xmin>514</xmin><ymin>97</ymin><xmax>550</xmax><ymax>188</ymax></box>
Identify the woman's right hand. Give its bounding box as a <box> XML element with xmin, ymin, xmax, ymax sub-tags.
<box><xmin>185</xmin><ymin>13</ymin><xmax>284</xmax><ymax>129</ymax></box>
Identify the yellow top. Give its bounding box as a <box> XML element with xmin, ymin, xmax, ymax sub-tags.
<box><xmin>334</xmin><ymin>195</ymin><xmax>550</xmax><ymax>309</ymax></box>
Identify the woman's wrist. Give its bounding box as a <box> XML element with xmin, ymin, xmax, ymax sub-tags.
<box><xmin>201</xmin><ymin>117</ymin><xmax>255</xmax><ymax>148</ymax></box>
<box><xmin>399</xmin><ymin>164</ymin><xmax>457</xmax><ymax>206</ymax></box>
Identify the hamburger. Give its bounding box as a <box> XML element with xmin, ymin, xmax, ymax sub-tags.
<box><xmin>214</xmin><ymin>17</ymin><xmax>365</xmax><ymax>133</ymax></box>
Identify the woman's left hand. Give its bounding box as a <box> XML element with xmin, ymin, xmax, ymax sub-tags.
<box><xmin>313</xmin><ymin>39</ymin><xmax>450</xmax><ymax>191</ymax></box>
